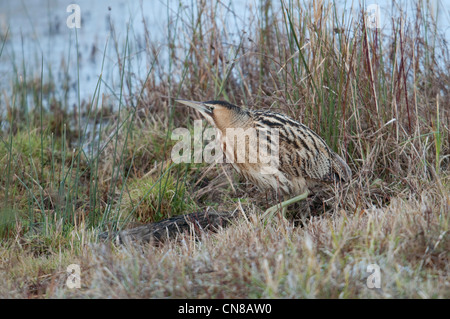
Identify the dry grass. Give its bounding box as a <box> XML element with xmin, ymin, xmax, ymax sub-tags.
<box><xmin>1</xmin><ymin>185</ymin><xmax>447</xmax><ymax>298</ymax></box>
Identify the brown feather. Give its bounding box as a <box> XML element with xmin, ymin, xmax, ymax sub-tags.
<box><xmin>178</xmin><ymin>100</ymin><xmax>351</xmax><ymax>197</ymax></box>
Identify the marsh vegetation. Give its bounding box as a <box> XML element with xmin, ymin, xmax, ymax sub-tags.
<box><xmin>0</xmin><ymin>0</ymin><xmax>448</xmax><ymax>298</ymax></box>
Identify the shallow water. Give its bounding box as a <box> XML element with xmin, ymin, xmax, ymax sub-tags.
<box><xmin>0</xmin><ymin>0</ymin><xmax>171</xmax><ymax>107</ymax></box>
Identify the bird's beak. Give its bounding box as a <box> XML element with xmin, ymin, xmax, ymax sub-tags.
<box><xmin>176</xmin><ymin>99</ymin><xmax>213</xmax><ymax>116</ymax></box>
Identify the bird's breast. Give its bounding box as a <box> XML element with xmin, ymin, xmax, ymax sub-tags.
<box><xmin>214</xmin><ymin>128</ymin><xmax>309</xmax><ymax>196</ymax></box>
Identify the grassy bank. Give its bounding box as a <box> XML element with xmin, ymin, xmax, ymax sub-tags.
<box><xmin>0</xmin><ymin>0</ymin><xmax>448</xmax><ymax>298</ymax></box>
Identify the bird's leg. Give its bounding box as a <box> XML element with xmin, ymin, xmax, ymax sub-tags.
<box><xmin>262</xmin><ymin>190</ymin><xmax>309</xmax><ymax>221</ymax></box>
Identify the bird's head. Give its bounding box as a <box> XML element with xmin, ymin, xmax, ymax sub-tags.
<box><xmin>176</xmin><ymin>99</ymin><xmax>249</xmax><ymax>131</ymax></box>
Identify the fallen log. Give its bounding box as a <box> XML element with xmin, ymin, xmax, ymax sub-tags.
<box><xmin>99</xmin><ymin>209</ymin><xmax>241</xmax><ymax>244</ymax></box>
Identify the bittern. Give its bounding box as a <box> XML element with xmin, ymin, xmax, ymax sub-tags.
<box><xmin>176</xmin><ymin>99</ymin><xmax>351</xmax><ymax>220</ymax></box>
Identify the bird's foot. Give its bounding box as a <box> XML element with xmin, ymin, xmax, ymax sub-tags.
<box><xmin>261</xmin><ymin>190</ymin><xmax>309</xmax><ymax>222</ymax></box>
<box><xmin>261</xmin><ymin>203</ymin><xmax>287</xmax><ymax>221</ymax></box>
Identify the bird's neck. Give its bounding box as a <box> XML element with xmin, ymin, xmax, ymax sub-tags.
<box><xmin>216</xmin><ymin>112</ymin><xmax>251</xmax><ymax>133</ymax></box>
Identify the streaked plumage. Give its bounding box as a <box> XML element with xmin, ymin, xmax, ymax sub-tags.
<box><xmin>176</xmin><ymin>99</ymin><xmax>351</xmax><ymax>216</ymax></box>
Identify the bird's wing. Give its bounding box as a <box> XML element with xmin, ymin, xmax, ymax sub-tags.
<box><xmin>253</xmin><ymin>111</ymin><xmax>342</xmax><ymax>182</ymax></box>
